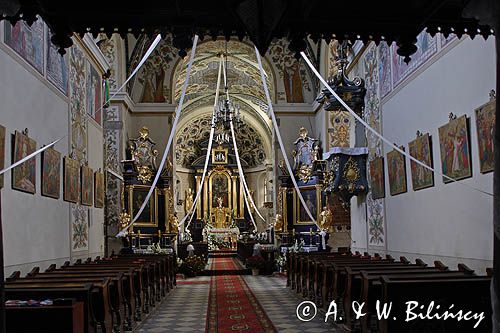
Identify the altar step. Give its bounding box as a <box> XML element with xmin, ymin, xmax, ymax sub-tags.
<box><xmin>201</xmin><ymin>256</ymin><xmax>251</xmax><ymax>276</ymax></box>
<box><xmin>209</xmin><ymin>251</ymin><xmax>237</xmax><ymax>258</ymax></box>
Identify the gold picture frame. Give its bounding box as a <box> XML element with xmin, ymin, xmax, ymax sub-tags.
<box><xmin>293</xmin><ymin>185</ymin><xmax>322</xmax><ymax>225</ymax></box>
<box><xmin>127</xmin><ymin>184</ymin><xmax>158</xmax><ymax>227</ymax></box>
<box><xmin>212</xmin><ymin>147</ymin><xmax>228</xmax><ymax>164</ymax></box>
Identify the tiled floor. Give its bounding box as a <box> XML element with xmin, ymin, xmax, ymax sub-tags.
<box><xmin>136</xmin><ymin>259</ymin><xmax>347</xmax><ymax>332</ymax></box>
<box><xmin>136</xmin><ymin>275</ymin><xmax>211</xmax><ymax>333</ymax></box>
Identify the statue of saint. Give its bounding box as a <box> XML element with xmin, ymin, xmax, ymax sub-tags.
<box><xmin>169</xmin><ymin>213</ymin><xmax>179</xmax><ymax>234</ymax></box>
<box><xmin>213</xmin><ymin>197</ymin><xmax>230</xmax><ymax>228</ymax></box>
<box><xmin>319</xmin><ymin>206</ymin><xmax>333</xmax><ymax>231</ymax></box>
<box><xmin>185</xmin><ymin>188</ymin><xmax>194</xmax><ymax>213</ymax></box>
<box><xmin>275</xmin><ymin>213</ymin><xmax>284</xmax><ymax>232</ymax></box>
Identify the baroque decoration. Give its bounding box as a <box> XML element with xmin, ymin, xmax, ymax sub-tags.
<box><xmin>292</xmin><ymin>127</ymin><xmax>320</xmax><ymax>183</ymax></box>
<box><xmin>173</xmin><ymin>40</ymin><xmax>275</xmax><ymax>104</ymax></box>
<box><xmin>175</xmin><ymin>114</ymin><xmax>266</xmax><ymax>168</ymax></box>
<box><xmin>362</xmin><ymin>43</ymin><xmax>386</xmax><ymax>247</ymax></box>
<box><xmin>128</xmin><ymin>127</ymin><xmax>158</xmax><ymax>184</ymax></box>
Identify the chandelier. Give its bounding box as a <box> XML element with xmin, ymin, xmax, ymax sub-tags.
<box><xmin>213</xmin><ymin>48</ymin><xmax>243</xmax><ymax>130</ymax></box>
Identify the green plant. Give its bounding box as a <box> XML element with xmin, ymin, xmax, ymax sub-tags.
<box><xmin>246</xmin><ymin>255</ymin><xmax>265</xmax><ymax>269</ymax></box>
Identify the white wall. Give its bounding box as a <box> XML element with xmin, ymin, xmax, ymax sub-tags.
<box><xmin>0</xmin><ymin>44</ymin><xmax>71</xmax><ymax>275</ymax></box>
<box><xmin>379</xmin><ymin>37</ymin><xmax>495</xmax><ymax>272</ymax></box>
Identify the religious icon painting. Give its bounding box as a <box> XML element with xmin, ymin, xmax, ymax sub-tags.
<box><xmin>475</xmin><ymin>98</ymin><xmax>495</xmax><ymax>173</ymax></box>
<box><xmin>86</xmin><ymin>61</ymin><xmax>102</xmax><ymax>125</ymax></box>
<box><xmin>128</xmin><ymin>185</ymin><xmax>157</xmax><ymax>227</ymax></box>
<box><xmin>387</xmin><ymin>147</ymin><xmax>407</xmax><ymax>196</ymax></box>
<box><xmin>63</xmin><ymin>156</ymin><xmax>80</xmax><ymax>203</ymax></box>
<box><xmin>294</xmin><ymin>186</ymin><xmax>319</xmax><ymax>224</ymax></box>
<box><xmin>94</xmin><ymin>171</ymin><xmax>104</xmax><ymax>208</ymax></box>
<box><xmin>438</xmin><ymin>115</ymin><xmax>472</xmax><ymax>183</ymax></box>
<box><xmin>0</xmin><ymin>124</ymin><xmax>5</xmax><ymax>189</ymax></box>
<box><xmin>41</xmin><ymin>147</ymin><xmax>61</xmax><ymax>199</ymax></box>
<box><xmin>81</xmin><ymin>165</ymin><xmax>94</xmax><ymax>206</ymax></box>
<box><xmin>369</xmin><ymin>156</ymin><xmax>385</xmax><ymax>199</ymax></box>
<box><xmin>12</xmin><ymin>130</ymin><xmax>37</xmax><ymax>194</ymax></box>
<box><xmin>408</xmin><ymin>133</ymin><xmax>434</xmax><ymax>191</ymax></box>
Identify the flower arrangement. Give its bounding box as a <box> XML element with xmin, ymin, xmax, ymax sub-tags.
<box><xmin>179</xmin><ymin>255</ymin><xmax>207</xmax><ymax>277</ymax></box>
<box><xmin>275</xmin><ymin>254</ymin><xmax>286</xmax><ymax>270</ymax></box>
<box><xmin>246</xmin><ymin>255</ymin><xmax>266</xmax><ymax>269</ymax></box>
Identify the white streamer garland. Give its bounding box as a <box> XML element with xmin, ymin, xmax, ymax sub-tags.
<box><xmin>220</xmin><ymin>57</ymin><xmax>266</xmax><ymax>222</ymax></box>
<box><xmin>300</xmin><ymin>51</ymin><xmax>494</xmax><ymax>198</ymax></box>
<box><xmin>117</xmin><ymin>35</ymin><xmax>200</xmax><ymax>237</ymax></box>
<box><xmin>229</xmin><ymin>119</ymin><xmax>258</xmax><ymax>230</ymax></box>
<box><xmin>182</xmin><ymin>55</ymin><xmax>224</xmax><ymax>228</ymax></box>
<box><xmin>254</xmin><ymin>47</ymin><xmax>320</xmax><ymax>228</ymax></box>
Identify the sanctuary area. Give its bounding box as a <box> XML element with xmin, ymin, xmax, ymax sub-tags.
<box><xmin>0</xmin><ymin>1</ymin><xmax>499</xmax><ymax>332</ymax></box>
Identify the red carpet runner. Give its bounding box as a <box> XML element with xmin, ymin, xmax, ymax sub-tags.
<box><xmin>206</xmin><ymin>257</ymin><xmax>277</xmax><ymax>332</ymax></box>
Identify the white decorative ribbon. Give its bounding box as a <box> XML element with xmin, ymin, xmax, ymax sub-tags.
<box><xmin>117</xmin><ymin>35</ymin><xmax>200</xmax><ymax>237</ymax></box>
<box><xmin>300</xmin><ymin>51</ymin><xmax>493</xmax><ymax>198</ymax></box>
<box><xmin>0</xmin><ymin>138</ymin><xmax>62</xmax><ymax>176</ymax></box>
<box><xmin>106</xmin><ymin>168</ymin><xmax>124</xmax><ymax>181</ymax></box>
<box><xmin>221</xmin><ymin>56</ymin><xmax>266</xmax><ymax>222</ymax></box>
<box><xmin>254</xmin><ymin>46</ymin><xmax>320</xmax><ymax>228</ymax></box>
<box><xmin>182</xmin><ymin>55</ymin><xmax>224</xmax><ymax>228</ymax></box>
<box><xmin>230</xmin><ymin>119</ymin><xmax>258</xmax><ymax>231</ymax></box>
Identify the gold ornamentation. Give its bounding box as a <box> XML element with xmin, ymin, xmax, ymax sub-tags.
<box><xmin>343</xmin><ymin>156</ymin><xmax>360</xmax><ymax>192</ymax></box>
<box><xmin>119</xmin><ymin>211</ymin><xmax>131</xmax><ymax>233</ymax></box>
<box><xmin>298</xmin><ymin>165</ymin><xmax>313</xmax><ymax>183</ymax></box>
<box><xmin>319</xmin><ymin>207</ymin><xmax>332</xmax><ymax>231</ymax></box>
<box><xmin>137</xmin><ymin>165</ymin><xmax>153</xmax><ymax>184</ymax></box>
<box><xmin>274</xmin><ymin>213</ymin><xmax>284</xmax><ymax>232</ymax></box>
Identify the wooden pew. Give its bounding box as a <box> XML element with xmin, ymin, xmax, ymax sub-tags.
<box><xmin>15</xmin><ymin>270</ymin><xmax>131</xmax><ymax>332</ymax></box>
<box><xmin>4</xmin><ymin>282</ymin><xmax>111</xmax><ymax>333</ymax></box>
<box><xmin>379</xmin><ymin>276</ymin><xmax>491</xmax><ymax>332</ymax></box>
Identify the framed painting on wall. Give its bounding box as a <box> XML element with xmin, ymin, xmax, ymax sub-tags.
<box><xmin>408</xmin><ymin>133</ymin><xmax>434</xmax><ymax>191</ymax></box>
<box><xmin>293</xmin><ymin>186</ymin><xmax>321</xmax><ymax>225</ymax></box>
<box><xmin>12</xmin><ymin>130</ymin><xmax>36</xmax><ymax>194</ymax></box>
<box><xmin>387</xmin><ymin>147</ymin><xmax>407</xmax><ymax>196</ymax></box>
<box><xmin>81</xmin><ymin>165</ymin><xmax>94</xmax><ymax>206</ymax></box>
<box><xmin>41</xmin><ymin>147</ymin><xmax>61</xmax><ymax>198</ymax></box>
<box><xmin>0</xmin><ymin>125</ymin><xmax>5</xmax><ymax>189</ymax></box>
<box><xmin>369</xmin><ymin>156</ymin><xmax>385</xmax><ymax>199</ymax></box>
<box><xmin>438</xmin><ymin>115</ymin><xmax>472</xmax><ymax>183</ymax></box>
<box><xmin>63</xmin><ymin>156</ymin><xmax>80</xmax><ymax>203</ymax></box>
<box><xmin>475</xmin><ymin>97</ymin><xmax>495</xmax><ymax>173</ymax></box>
<box><xmin>94</xmin><ymin>171</ymin><xmax>105</xmax><ymax>208</ymax></box>
<box><xmin>127</xmin><ymin>185</ymin><xmax>158</xmax><ymax>227</ymax></box>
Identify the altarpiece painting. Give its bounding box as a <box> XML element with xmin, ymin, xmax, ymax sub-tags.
<box><xmin>12</xmin><ymin>130</ymin><xmax>36</xmax><ymax>194</ymax></box>
<box><xmin>438</xmin><ymin>114</ymin><xmax>472</xmax><ymax>183</ymax></box>
<box><xmin>408</xmin><ymin>132</ymin><xmax>434</xmax><ymax>190</ymax></box>
<box><xmin>41</xmin><ymin>147</ymin><xmax>61</xmax><ymax>198</ymax></box>
<box><xmin>128</xmin><ymin>185</ymin><xmax>158</xmax><ymax>227</ymax></box>
<box><xmin>387</xmin><ymin>147</ymin><xmax>407</xmax><ymax>196</ymax></box>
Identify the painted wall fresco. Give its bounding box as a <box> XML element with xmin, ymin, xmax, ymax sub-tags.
<box><xmin>4</xmin><ymin>19</ymin><xmax>44</xmax><ymax>74</ymax></box>
<box><xmin>363</xmin><ymin>43</ymin><xmax>386</xmax><ymax>248</ymax></box>
<box><xmin>47</xmin><ymin>30</ymin><xmax>69</xmax><ymax>95</ymax></box>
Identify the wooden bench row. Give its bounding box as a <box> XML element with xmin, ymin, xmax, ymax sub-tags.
<box><xmin>4</xmin><ymin>253</ymin><xmax>177</xmax><ymax>333</ymax></box>
<box><xmin>287</xmin><ymin>251</ymin><xmax>492</xmax><ymax>332</ymax></box>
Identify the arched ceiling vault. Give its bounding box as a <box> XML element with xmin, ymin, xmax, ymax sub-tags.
<box><xmin>175</xmin><ymin>104</ymin><xmax>272</xmax><ymax>170</ymax></box>
<box><xmin>172</xmin><ymin>39</ymin><xmax>276</xmax><ymax>105</ymax></box>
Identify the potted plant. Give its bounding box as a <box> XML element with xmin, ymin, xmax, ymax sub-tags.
<box><xmin>246</xmin><ymin>255</ymin><xmax>265</xmax><ymax>275</ymax></box>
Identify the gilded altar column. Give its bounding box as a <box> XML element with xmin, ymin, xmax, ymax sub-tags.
<box><xmin>195</xmin><ymin>175</ymin><xmax>201</xmax><ymax>219</ymax></box>
<box><xmin>231</xmin><ymin>176</ymin><xmax>238</xmax><ymax>217</ymax></box>
<box><xmin>239</xmin><ymin>180</ymin><xmax>244</xmax><ymax>218</ymax></box>
<box><xmin>203</xmin><ymin>177</ymin><xmax>209</xmax><ymax>220</ymax></box>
